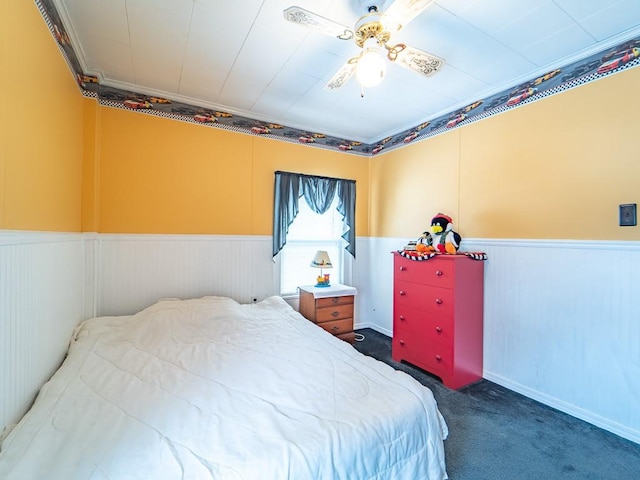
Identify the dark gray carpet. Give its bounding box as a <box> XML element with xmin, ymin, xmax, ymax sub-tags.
<box><xmin>353</xmin><ymin>328</ymin><xmax>640</xmax><ymax>480</ymax></box>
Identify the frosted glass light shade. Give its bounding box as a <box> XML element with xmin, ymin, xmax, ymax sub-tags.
<box><xmin>355</xmin><ymin>45</ymin><xmax>387</xmax><ymax>88</ymax></box>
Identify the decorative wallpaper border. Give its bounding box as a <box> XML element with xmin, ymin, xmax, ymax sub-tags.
<box><xmin>37</xmin><ymin>0</ymin><xmax>640</xmax><ymax>156</ymax></box>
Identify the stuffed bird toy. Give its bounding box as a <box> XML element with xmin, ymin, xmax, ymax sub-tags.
<box><xmin>427</xmin><ymin>213</ymin><xmax>462</xmax><ymax>254</ymax></box>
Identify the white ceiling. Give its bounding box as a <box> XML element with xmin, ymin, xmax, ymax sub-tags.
<box><xmin>52</xmin><ymin>0</ymin><xmax>640</xmax><ymax>144</ymax></box>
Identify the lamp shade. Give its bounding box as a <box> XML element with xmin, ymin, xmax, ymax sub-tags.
<box><xmin>310</xmin><ymin>250</ymin><xmax>333</xmax><ymax>269</ymax></box>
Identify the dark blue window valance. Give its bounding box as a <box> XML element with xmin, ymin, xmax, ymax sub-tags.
<box><xmin>273</xmin><ymin>171</ymin><xmax>356</xmax><ymax>259</ymax></box>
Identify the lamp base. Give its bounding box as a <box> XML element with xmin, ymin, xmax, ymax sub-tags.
<box><xmin>315</xmin><ymin>274</ymin><xmax>331</xmax><ymax>287</ymax></box>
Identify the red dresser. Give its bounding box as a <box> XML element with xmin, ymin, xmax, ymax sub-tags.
<box><xmin>392</xmin><ymin>252</ymin><xmax>484</xmax><ymax>389</ymax></box>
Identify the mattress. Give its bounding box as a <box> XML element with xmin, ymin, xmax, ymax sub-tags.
<box><xmin>0</xmin><ymin>296</ymin><xmax>448</xmax><ymax>479</ymax></box>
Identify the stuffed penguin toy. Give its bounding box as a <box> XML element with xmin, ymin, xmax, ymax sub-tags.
<box><xmin>428</xmin><ymin>213</ymin><xmax>462</xmax><ymax>254</ymax></box>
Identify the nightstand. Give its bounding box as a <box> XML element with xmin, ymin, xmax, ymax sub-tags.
<box><xmin>298</xmin><ymin>284</ymin><xmax>357</xmax><ymax>343</ymax></box>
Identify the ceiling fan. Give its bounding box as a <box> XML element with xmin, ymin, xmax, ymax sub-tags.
<box><xmin>283</xmin><ymin>0</ymin><xmax>444</xmax><ymax>93</ymax></box>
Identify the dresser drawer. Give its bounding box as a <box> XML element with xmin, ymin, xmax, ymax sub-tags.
<box><xmin>421</xmin><ymin>342</ymin><xmax>453</xmax><ymax>377</ymax></box>
<box><xmin>316</xmin><ymin>303</ymin><xmax>353</xmax><ymax>322</ymax></box>
<box><xmin>392</xmin><ymin>335</ymin><xmax>452</xmax><ymax>377</ymax></box>
<box><xmin>395</xmin><ymin>255</ymin><xmax>455</xmax><ymax>288</ymax></box>
<box><xmin>395</xmin><ymin>280</ymin><xmax>454</xmax><ymax>315</ymax></box>
<box><xmin>318</xmin><ymin>318</ymin><xmax>353</xmax><ymax>336</ymax></box>
<box><xmin>394</xmin><ymin>304</ymin><xmax>454</xmax><ymax>346</ymax></box>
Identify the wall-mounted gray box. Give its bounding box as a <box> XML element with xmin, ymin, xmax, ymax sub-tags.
<box><xmin>619</xmin><ymin>204</ymin><xmax>637</xmax><ymax>226</ymax></box>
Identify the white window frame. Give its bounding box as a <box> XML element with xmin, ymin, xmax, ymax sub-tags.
<box><xmin>278</xmin><ymin>198</ymin><xmax>353</xmax><ymax>297</ymax></box>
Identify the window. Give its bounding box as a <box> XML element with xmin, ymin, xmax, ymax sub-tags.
<box><xmin>272</xmin><ymin>171</ymin><xmax>356</xmax><ymax>296</ymax></box>
<box><xmin>279</xmin><ymin>197</ymin><xmax>346</xmax><ymax>295</ymax></box>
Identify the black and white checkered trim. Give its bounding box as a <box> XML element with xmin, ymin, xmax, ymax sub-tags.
<box><xmin>397</xmin><ymin>250</ymin><xmax>487</xmax><ymax>261</ymax></box>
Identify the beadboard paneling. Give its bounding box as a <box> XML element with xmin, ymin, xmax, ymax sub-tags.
<box><xmin>352</xmin><ymin>237</ymin><xmax>396</xmax><ymax>336</ymax></box>
<box><xmin>0</xmin><ymin>231</ymin><xmax>85</xmax><ymax>432</ymax></box>
<box><xmin>471</xmin><ymin>239</ymin><xmax>640</xmax><ymax>444</ymax></box>
<box><xmin>95</xmin><ymin>234</ymin><xmax>279</xmax><ymax>316</ymax></box>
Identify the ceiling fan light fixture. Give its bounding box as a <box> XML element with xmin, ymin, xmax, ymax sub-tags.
<box><xmin>284</xmin><ymin>1</ymin><xmax>443</xmax><ymax>93</ymax></box>
<box><xmin>355</xmin><ymin>40</ymin><xmax>387</xmax><ymax>88</ymax></box>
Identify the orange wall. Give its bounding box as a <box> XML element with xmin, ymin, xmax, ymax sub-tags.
<box><xmin>369</xmin><ymin>132</ymin><xmax>460</xmax><ymax>238</ymax></box>
<box><xmin>94</xmin><ymin>107</ymin><xmax>370</xmax><ymax>235</ymax></box>
<box><xmin>371</xmin><ymin>66</ymin><xmax>640</xmax><ymax>242</ymax></box>
<box><xmin>0</xmin><ymin>1</ymin><xmax>84</xmax><ymax>232</ymax></box>
<box><xmin>6</xmin><ymin>1</ymin><xmax>640</xmax><ymax>242</ymax></box>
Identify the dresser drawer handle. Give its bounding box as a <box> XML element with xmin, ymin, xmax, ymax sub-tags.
<box><xmin>331</xmin><ymin>297</ymin><xmax>339</xmax><ymax>304</ymax></box>
<box><xmin>399</xmin><ymin>315</ymin><xmax>406</xmax><ymax>321</ymax></box>
<box><xmin>399</xmin><ymin>266</ymin><xmax>406</xmax><ymax>271</ymax></box>
<box><xmin>331</xmin><ymin>325</ymin><xmax>340</xmax><ymax>333</ymax></box>
<box><xmin>399</xmin><ymin>340</ymin><xmax>405</xmax><ymax>345</ymax></box>
<box><xmin>435</xmin><ymin>326</ymin><xmax>442</xmax><ymax>333</ymax></box>
<box><xmin>435</xmin><ymin>355</ymin><xmax>442</xmax><ymax>362</ymax></box>
<box><xmin>435</xmin><ymin>298</ymin><xmax>443</xmax><ymax>304</ymax></box>
<box><xmin>331</xmin><ymin>311</ymin><xmax>340</xmax><ymax>317</ymax></box>
<box><xmin>435</xmin><ymin>270</ymin><xmax>443</xmax><ymax>276</ymax></box>
<box><xmin>399</xmin><ymin>290</ymin><xmax>406</xmax><ymax>296</ymax></box>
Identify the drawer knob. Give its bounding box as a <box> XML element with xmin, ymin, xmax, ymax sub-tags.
<box><xmin>399</xmin><ymin>290</ymin><xmax>406</xmax><ymax>296</ymax></box>
<box><xmin>435</xmin><ymin>270</ymin><xmax>443</xmax><ymax>276</ymax></box>
<box><xmin>399</xmin><ymin>315</ymin><xmax>405</xmax><ymax>321</ymax></box>
<box><xmin>400</xmin><ymin>266</ymin><xmax>406</xmax><ymax>271</ymax></box>
<box><xmin>399</xmin><ymin>340</ymin><xmax>405</xmax><ymax>345</ymax></box>
<box><xmin>331</xmin><ymin>297</ymin><xmax>339</xmax><ymax>304</ymax></box>
<box><xmin>435</xmin><ymin>355</ymin><xmax>442</xmax><ymax>362</ymax></box>
<box><xmin>331</xmin><ymin>325</ymin><xmax>340</xmax><ymax>333</ymax></box>
<box><xmin>435</xmin><ymin>326</ymin><xmax>443</xmax><ymax>333</ymax></box>
<box><xmin>435</xmin><ymin>298</ymin><xmax>443</xmax><ymax>304</ymax></box>
<box><xmin>331</xmin><ymin>310</ymin><xmax>339</xmax><ymax>317</ymax></box>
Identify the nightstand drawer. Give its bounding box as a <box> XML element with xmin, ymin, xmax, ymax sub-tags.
<box><xmin>318</xmin><ymin>318</ymin><xmax>353</xmax><ymax>336</ymax></box>
<box><xmin>316</xmin><ymin>296</ymin><xmax>353</xmax><ymax>308</ymax></box>
<box><xmin>316</xmin><ymin>303</ymin><xmax>353</xmax><ymax>322</ymax></box>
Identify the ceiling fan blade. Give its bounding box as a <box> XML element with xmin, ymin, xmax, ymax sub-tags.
<box><xmin>382</xmin><ymin>0</ymin><xmax>434</xmax><ymax>31</ymax></box>
<box><xmin>283</xmin><ymin>6</ymin><xmax>354</xmax><ymax>40</ymax></box>
<box><xmin>393</xmin><ymin>44</ymin><xmax>444</xmax><ymax>77</ymax></box>
<box><xmin>325</xmin><ymin>60</ymin><xmax>357</xmax><ymax>90</ymax></box>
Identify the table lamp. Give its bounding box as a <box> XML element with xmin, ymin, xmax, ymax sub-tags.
<box><xmin>311</xmin><ymin>250</ymin><xmax>333</xmax><ymax>287</ymax></box>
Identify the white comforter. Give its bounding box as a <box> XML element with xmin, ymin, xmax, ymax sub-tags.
<box><xmin>0</xmin><ymin>296</ymin><xmax>448</xmax><ymax>480</ymax></box>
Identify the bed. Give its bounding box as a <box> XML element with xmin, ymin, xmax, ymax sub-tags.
<box><xmin>0</xmin><ymin>296</ymin><xmax>448</xmax><ymax>479</ymax></box>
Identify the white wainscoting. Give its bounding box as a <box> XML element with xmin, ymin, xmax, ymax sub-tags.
<box><xmin>364</xmin><ymin>237</ymin><xmax>640</xmax><ymax>445</ymax></box>
<box><xmin>351</xmin><ymin>237</ymin><xmax>395</xmax><ymax>335</ymax></box>
<box><xmin>94</xmin><ymin>234</ymin><xmax>371</xmax><ymax>318</ymax></box>
<box><xmin>0</xmin><ymin>231</ymin><xmax>86</xmax><ymax>433</ymax></box>
<box><xmin>3</xmin><ymin>232</ymin><xmax>639</xmax><ymax>446</ymax></box>
<box><xmin>95</xmin><ymin>234</ymin><xmax>279</xmax><ymax>316</ymax></box>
